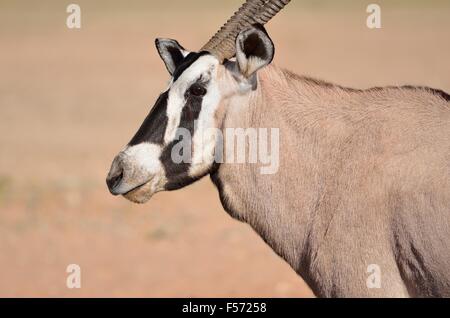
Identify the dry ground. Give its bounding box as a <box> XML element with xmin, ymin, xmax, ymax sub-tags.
<box><xmin>0</xmin><ymin>0</ymin><xmax>449</xmax><ymax>297</ymax></box>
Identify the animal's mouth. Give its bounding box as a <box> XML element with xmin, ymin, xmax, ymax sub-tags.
<box><xmin>122</xmin><ymin>179</ymin><xmax>155</xmax><ymax>204</ymax></box>
<box><xmin>123</xmin><ymin>181</ymin><xmax>149</xmax><ymax>195</ymax></box>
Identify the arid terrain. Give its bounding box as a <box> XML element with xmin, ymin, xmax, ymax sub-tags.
<box><xmin>0</xmin><ymin>0</ymin><xmax>449</xmax><ymax>297</ymax></box>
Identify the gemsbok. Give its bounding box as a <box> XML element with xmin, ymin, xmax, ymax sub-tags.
<box><xmin>106</xmin><ymin>0</ymin><xmax>450</xmax><ymax>297</ymax></box>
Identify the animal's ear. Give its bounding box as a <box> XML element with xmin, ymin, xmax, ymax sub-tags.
<box><xmin>155</xmin><ymin>38</ymin><xmax>188</xmax><ymax>76</ymax></box>
<box><xmin>235</xmin><ymin>24</ymin><xmax>274</xmax><ymax>78</ymax></box>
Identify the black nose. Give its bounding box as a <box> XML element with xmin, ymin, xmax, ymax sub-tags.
<box><xmin>106</xmin><ymin>160</ymin><xmax>124</xmax><ymax>195</ymax></box>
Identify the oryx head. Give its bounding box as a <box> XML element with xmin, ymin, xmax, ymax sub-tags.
<box><xmin>106</xmin><ymin>0</ymin><xmax>290</xmax><ymax>203</ymax></box>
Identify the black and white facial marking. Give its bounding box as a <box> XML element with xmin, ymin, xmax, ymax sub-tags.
<box><xmin>106</xmin><ymin>39</ymin><xmax>222</xmax><ymax>203</ymax></box>
<box><xmin>106</xmin><ymin>24</ymin><xmax>275</xmax><ymax>203</ymax></box>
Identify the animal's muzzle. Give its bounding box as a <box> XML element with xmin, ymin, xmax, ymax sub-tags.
<box><xmin>106</xmin><ymin>156</ymin><xmax>124</xmax><ymax>195</ymax></box>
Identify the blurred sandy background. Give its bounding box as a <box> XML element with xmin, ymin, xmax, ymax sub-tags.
<box><xmin>0</xmin><ymin>0</ymin><xmax>449</xmax><ymax>297</ymax></box>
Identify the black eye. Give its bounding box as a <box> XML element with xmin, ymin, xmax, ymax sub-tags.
<box><xmin>189</xmin><ymin>83</ymin><xmax>207</xmax><ymax>97</ymax></box>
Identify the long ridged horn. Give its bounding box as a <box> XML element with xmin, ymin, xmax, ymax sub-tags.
<box><xmin>201</xmin><ymin>0</ymin><xmax>291</xmax><ymax>62</ymax></box>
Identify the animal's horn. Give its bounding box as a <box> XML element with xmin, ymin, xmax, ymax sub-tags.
<box><xmin>201</xmin><ymin>0</ymin><xmax>291</xmax><ymax>62</ymax></box>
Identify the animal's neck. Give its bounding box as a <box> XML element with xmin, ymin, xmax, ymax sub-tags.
<box><xmin>211</xmin><ymin>64</ymin><xmax>325</xmax><ymax>275</ymax></box>
<box><xmin>210</xmin><ymin>64</ymin><xmax>367</xmax><ymax>296</ymax></box>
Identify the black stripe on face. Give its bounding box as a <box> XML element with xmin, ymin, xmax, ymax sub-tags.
<box><xmin>179</xmin><ymin>83</ymin><xmax>205</xmax><ymax>134</ymax></box>
<box><xmin>127</xmin><ymin>52</ymin><xmax>209</xmax><ymax>147</ymax></box>
<box><xmin>128</xmin><ymin>91</ymin><xmax>169</xmax><ymax>146</ymax></box>
<box><xmin>160</xmin><ymin>79</ymin><xmax>210</xmax><ymax>190</ymax></box>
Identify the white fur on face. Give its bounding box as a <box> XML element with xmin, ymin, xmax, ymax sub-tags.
<box><xmin>122</xmin><ymin>142</ymin><xmax>162</xmax><ymax>175</ymax></box>
<box><xmin>111</xmin><ymin>142</ymin><xmax>167</xmax><ymax>203</ymax></box>
<box><xmin>116</xmin><ymin>142</ymin><xmax>164</xmax><ymax>194</ymax></box>
<box><xmin>164</xmin><ymin>91</ymin><xmax>184</xmax><ymax>144</ymax></box>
